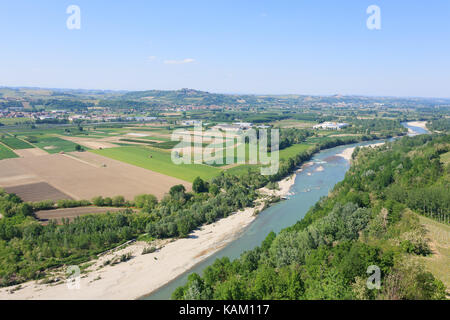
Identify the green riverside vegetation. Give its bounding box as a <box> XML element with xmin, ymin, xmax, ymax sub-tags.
<box><xmin>172</xmin><ymin>134</ymin><xmax>449</xmax><ymax>300</ymax></box>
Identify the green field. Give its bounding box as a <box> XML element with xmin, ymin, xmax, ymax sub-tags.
<box><xmin>0</xmin><ymin>118</ymin><xmax>34</xmax><ymax>125</ymax></box>
<box><xmin>441</xmin><ymin>151</ymin><xmax>450</xmax><ymax>165</ymax></box>
<box><xmin>0</xmin><ymin>143</ymin><xmax>19</xmax><ymax>160</ymax></box>
<box><xmin>138</xmin><ymin>135</ymin><xmax>171</xmax><ymax>142</ymax></box>
<box><xmin>0</xmin><ymin>136</ymin><xmax>34</xmax><ymax>149</ymax></box>
<box><xmin>279</xmin><ymin>143</ymin><xmax>313</xmax><ymax>159</ymax></box>
<box><xmin>34</xmin><ymin>136</ymin><xmax>89</xmax><ymax>154</ymax></box>
<box><xmin>415</xmin><ymin>215</ymin><xmax>450</xmax><ymax>289</ymax></box>
<box><xmin>223</xmin><ymin>143</ymin><xmax>313</xmax><ymax>174</ymax></box>
<box><xmin>91</xmin><ymin>146</ymin><xmax>221</xmax><ymax>182</ymax></box>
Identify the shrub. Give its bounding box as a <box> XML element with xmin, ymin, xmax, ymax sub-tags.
<box><xmin>142</xmin><ymin>246</ymin><xmax>157</xmax><ymax>255</ymax></box>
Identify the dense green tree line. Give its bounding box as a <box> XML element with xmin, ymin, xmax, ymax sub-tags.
<box><xmin>428</xmin><ymin>118</ymin><xmax>450</xmax><ymax>132</ymax></box>
<box><xmin>342</xmin><ymin>118</ymin><xmax>407</xmax><ymax>137</ymax></box>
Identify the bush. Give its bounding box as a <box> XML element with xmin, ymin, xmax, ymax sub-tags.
<box><xmin>103</xmin><ymin>197</ymin><xmax>113</xmax><ymax>206</ymax></box>
<box><xmin>112</xmin><ymin>196</ymin><xmax>125</xmax><ymax>207</ymax></box>
<box><xmin>92</xmin><ymin>196</ymin><xmax>104</xmax><ymax>206</ymax></box>
<box><xmin>31</xmin><ymin>200</ymin><xmax>55</xmax><ymax>211</ymax></box>
<box><xmin>193</xmin><ymin>177</ymin><xmax>207</xmax><ymax>193</ymax></box>
<box><xmin>56</xmin><ymin>199</ymin><xmax>91</xmax><ymax>208</ymax></box>
<box><xmin>134</xmin><ymin>194</ymin><xmax>158</xmax><ymax>211</ymax></box>
<box><xmin>209</xmin><ymin>184</ymin><xmax>220</xmax><ymax>196</ymax></box>
<box><xmin>142</xmin><ymin>246</ymin><xmax>157</xmax><ymax>255</ymax></box>
<box><xmin>170</xmin><ymin>185</ymin><xmax>186</xmax><ymax>197</ymax></box>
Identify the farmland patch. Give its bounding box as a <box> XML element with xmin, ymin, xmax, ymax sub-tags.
<box><xmin>4</xmin><ymin>182</ymin><xmax>73</xmax><ymax>202</ymax></box>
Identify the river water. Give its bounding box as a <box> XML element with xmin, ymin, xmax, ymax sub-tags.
<box><xmin>144</xmin><ymin>123</ymin><xmax>427</xmax><ymax>300</ymax></box>
<box><xmin>401</xmin><ymin>121</ymin><xmax>429</xmax><ymax>136</ymax></box>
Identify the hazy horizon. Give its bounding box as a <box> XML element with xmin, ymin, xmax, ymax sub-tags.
<box><xmin>2</xmin><ymin>85</ymin><xmax>450</xmax><ymax>101</ymax></box>
<box><xmin>1</xmin><ymin>1</ymin><xmax>449</xmax><ymax>98</ymax></box>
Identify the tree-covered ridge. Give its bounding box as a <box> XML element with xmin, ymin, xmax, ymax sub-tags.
<box><xmin>349</xmin><ymin>134</ymin><xmax>449</xmax><ymax>224</ymax></box>
<box><xmin>173</xmin><ymin>134</ymin><xmax>449</xmax><ymax>300</ymax></box>
<box><xmin>428</xmin><ymin>118</ymin><xmax>450</xmax><ymax>132</ymax></box>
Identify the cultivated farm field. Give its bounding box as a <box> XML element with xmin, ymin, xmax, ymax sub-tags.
<box><xmin>0</xmin><ymin>151</ymin><xmax>190</xmax><ymax>201</ymax></box>
<box><xmin>35</xmin><ymin>206</ymin><xmax>126</xmax><ymax>224</ymax></box>
<box><xmin>4</xmin><ymin>181</ymin><xmax>73</xmax><ymax>202</ymax></box>
<box><xmin>0</xmin><ymin>135</ymin><xmax>34</xmax><ymax>149</ymax></box>
<box><xmin>33</xmin><ymin>136</ymin><xmax>89</xmax><ymax>153</ymax></box>
<box><xmin>92</xmin><ymin>146</ymin><xmax>221</xmax><ymax>182</ymax></box>
<box><xmin>0</xmin><ymin>143</ymin><xmax>18</xmax><ymax>160</ymax></box>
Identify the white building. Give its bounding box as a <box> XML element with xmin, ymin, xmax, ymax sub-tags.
<box><xmin>181</xmin><ymin>120</ymin><xmax>202</xmax><ymax>126</ymax></box>
<box><xmin>313</xmin><ymin>122</ymin><xmax>349</xmax><ymax>130</ymax></box>
<box><xmin>232</xmin><ymin>122</ymin><xmax>253</xmax><ymax>129</ymax></box>
<box><xmin>212</xmin><ymin>123</ymin><xmax>242</xmax><ymax>132</ymax></box>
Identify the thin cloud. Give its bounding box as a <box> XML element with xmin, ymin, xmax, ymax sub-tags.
<box><xmin>148</xmin><ymin>56</ymin><xmax>157</xmax><ymax>61</ymax></box>
<box><xmin>163</xmin><ymin>58</ymin><xmax>195</xmax><ymax>65</ymax></box>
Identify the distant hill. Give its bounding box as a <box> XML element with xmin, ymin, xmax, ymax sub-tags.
<box><xmin>1</xmin><ymin>86</ymin><xmax>449</xmax><ymax>108</ymax></box>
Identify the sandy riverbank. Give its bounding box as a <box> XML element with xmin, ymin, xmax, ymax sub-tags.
<box><xmin>405</xmin><ymin>121</ymin><xmax>429</xmax><ymax>135</ymax></box>
<box><xmin>259</xmin><ymin>173</ymin><xmax>297</xmax><ymax>198</ymax></box>
<box><xmin>337</xmin><ymin>142</ymin><xmax>385</xmax><ymax>161</ymax></box>
<box><xmin>407</xmin><ymin>121</ymin><xmax>428</xmax><ymax>130</ymax></box>
<box><xmin>0</xmin><ymin>175</ymin><xmax>295</xmax><ymax>300</ymax></box>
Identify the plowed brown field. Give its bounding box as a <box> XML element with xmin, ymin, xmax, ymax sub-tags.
<box><xmin>0</xmin><ymin>151</ymin><xmax>190</xmax><ymax>201</ymax></box>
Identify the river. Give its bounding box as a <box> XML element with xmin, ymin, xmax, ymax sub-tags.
<box><xmin>143</xmin><ymin>122</ymin><xmax>427</xmax><ymax>300</ymax></box>
<box><xmin>402</xmin><ymin>121</ymin><xmax>430</xmax><ymax>136</ymax></box>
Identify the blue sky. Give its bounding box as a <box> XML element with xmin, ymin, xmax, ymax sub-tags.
<box><xmin>0</xmin><ymin>0</ymin><xmax>449</xmax><ymax>97</ymax></box>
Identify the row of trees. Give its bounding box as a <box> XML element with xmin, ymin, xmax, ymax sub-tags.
<box><xmin>428</xmin><ymin>118</ymin><xmax>450</xmax><ymax>132</ymax></box>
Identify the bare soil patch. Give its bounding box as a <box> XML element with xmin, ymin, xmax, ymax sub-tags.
<box><xmin>14</xmin><ymin>148</ymin><xmax>48</xmax><ymax>158</ymax></box>
<box><xmin>4</xmin><ymin>182</ymin><xmax>73</xmax><ymax>202</ymax></box>
<box><xmin>0</xmin><ymin>152</ymin><xmax>189</xmax><ymax>201</ymax></box>
<box><xmin>58</xmin><ymin>136</ymin><xmax>118</xmax><ymax>149</ymax></box>
<box><xmin>36</xmin><ymin>206</ymin><xmax>125</xmax><ymax>224</ymax></box>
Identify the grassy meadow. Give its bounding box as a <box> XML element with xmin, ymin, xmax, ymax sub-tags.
<box><xmin>0</xmin><ymin>143</ymin><xmax>19</xmax><ymax>160</ymax></box>
<box><xmin>0</xmin><ymin>135</ymin><xmax>34</xmax><ymax>149</ymax></box>
<box><xmin>33</xmin><ymin>136</ymin><xmax>89</xmax><ymax>154</ymax></box>
<box><xmin>91</xmin><ymin>146</ymin><xmax>221</xmax><ymax>182</ymax></box>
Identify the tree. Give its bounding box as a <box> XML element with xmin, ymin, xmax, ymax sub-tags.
<box><xmin>170</xmin><ymin>185</ymin><xmax>186</xmax><ymax>197</ymax></box>
<box><xmin>209</xmin><ymin>184</ymin><xmax>219</xmax><ymax>196</ymax></box>
<box><xmin>134</xmin><ymin>194</ymin><xmax>158</xmax><ymax>211</ymax></box>
<box><xmin>112</xmin><ymin>195</ymin><xmax>125</xmax><ymax>207</ymax></box>
<box><xmin>192</xmin><ymin>177</ymin><xmax>207</xmax><ymax>193</ymax></box>
<box><xmin>103</xmin><ymin>197</ymin><xmax>113</xmax><ymax>206</ymax></box>
<box><xmin>92</xmin><ymin>196</ymin><xmax>104</xmax><ymax>206</ymax></box>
